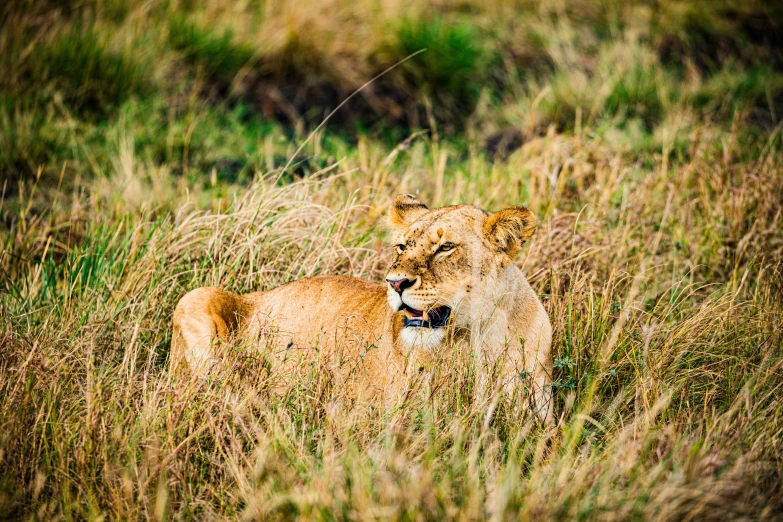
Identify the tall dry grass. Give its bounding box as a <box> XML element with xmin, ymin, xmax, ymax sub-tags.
<box><xmin>2</xmin><ymin>109</ymin><xmax>782</xmax><ymax>518</ymax></box>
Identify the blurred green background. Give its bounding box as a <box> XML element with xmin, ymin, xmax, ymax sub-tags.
<box><xmin>3</xmin><ymin>0</ymin><xmax>782</xmax><ymax>196</ymax></box>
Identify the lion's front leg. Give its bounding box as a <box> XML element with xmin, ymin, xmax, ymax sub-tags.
<box><xmin>497</xmin><ymin>334</ymin><xmax>554</xmax><ymax>427</ymax></box>
<box><xmin>528</xmin><ymin>363</ymin><xmax>554</xmax><ymax>427</ymax></box>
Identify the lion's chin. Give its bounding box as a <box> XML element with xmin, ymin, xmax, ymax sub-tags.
<box><xmin>399</xmin><ymin>326</ymin><xmax>446</xmax><ymax>350</ymax></box>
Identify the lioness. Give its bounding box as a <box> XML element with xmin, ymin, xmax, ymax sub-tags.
<box><xmin>171</xmin><ymin>194</ymin><xmax>553</xmax><ymax>423</ymax></box>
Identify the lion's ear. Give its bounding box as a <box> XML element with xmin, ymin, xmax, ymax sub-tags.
<box><xmin>483</xmin><ymin>206</ymin><xmax>537</xmax><ymax>259</ymax></box>
<box><xmin>388</xmin><ymin>194</ymin><xmax>429</xmax><ymax>230</ymax></box>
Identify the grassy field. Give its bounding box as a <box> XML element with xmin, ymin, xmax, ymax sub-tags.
<box><xmin>2</xmin><ymin>0</ymin><xmax>783</xmax><ymax>519</ymax></box>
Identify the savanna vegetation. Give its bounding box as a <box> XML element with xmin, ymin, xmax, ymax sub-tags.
<box><xmin>1</xmin><ymin>0</ymin><xmax>783</xmax><ymax>519</ymax></box>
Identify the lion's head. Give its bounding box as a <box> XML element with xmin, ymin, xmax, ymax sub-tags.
<box><xmin>385</xmin><ymin>194</ymin><xmax>537</xmax><ymax>348</ymax></box>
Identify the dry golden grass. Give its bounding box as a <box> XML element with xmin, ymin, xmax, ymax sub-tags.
<box><xmin>2</xmin><ymin>111</ymin><xmax>783</xmax><ymax>519</ymax></box>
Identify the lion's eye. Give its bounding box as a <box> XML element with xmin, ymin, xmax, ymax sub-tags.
<box><xmin>395</xmin><ymin>244</ymin><xmax>405</xmax><ymax>254</ymax></box>
<box><xmin>437</xmin><ymin>242</ymin><xmax>455</xmax><ymax>253</ymax></box>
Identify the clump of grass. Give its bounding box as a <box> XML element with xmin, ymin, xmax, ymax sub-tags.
<box><xmin>28</xmin><ymin>27</ymin><xmax>150</xmax><ymax>117</ymax></box>
<box><xmin>382</xmin><ymin>17</ymin><xmax>489</xmax><ymax>128</ymax></box>
<box><xmin>168</xmin><ymin>16</ymin><xmax>254</xmax><ymax>86</ymax></box>
<box><xmin>652</xmin><ymin>0</ymin><xmax>783</xmax><ymax>71</ymax></box>
<box><xmin>604</xmin><ymin>64</ymin><xmax>667</xmax><ymax>130</ymax></box>
<box><xmin>0</xmin><ymin>94</ymin><xmax>66</xmax><ymax>184</ymax></box>
<box><xmin>689</xmin><ymin>65</ymin><xmax>783</xmax><ymax>124</ymax></box>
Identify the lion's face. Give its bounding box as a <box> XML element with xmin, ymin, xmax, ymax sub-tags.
<box><xmin>385</xmin><ymin>194</ymin><xmax>537</xmax><ymax>348</ymax></box>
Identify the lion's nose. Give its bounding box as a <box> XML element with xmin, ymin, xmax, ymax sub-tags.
<box><xmin>386</xmin><ymin>277</ymin><xmax>415</xmax><ymax>295</ymax></box>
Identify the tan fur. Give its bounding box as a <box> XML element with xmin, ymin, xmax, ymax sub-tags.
<box><xmin>171</xmin><ymin>195</ymin><xmax>553</xmax><ymax>423</ymax></box>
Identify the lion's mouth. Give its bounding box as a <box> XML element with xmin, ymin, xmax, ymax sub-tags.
<box><xmin>400</xmin><ymin>304</ymin><xmax>451</xmax><ymax>329</ymax></box>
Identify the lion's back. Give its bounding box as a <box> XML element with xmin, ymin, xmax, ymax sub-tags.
<box><xmin>243</xmin><ymin>275</ymin><xmax>391</xmax><ymax>350</ymax></box>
